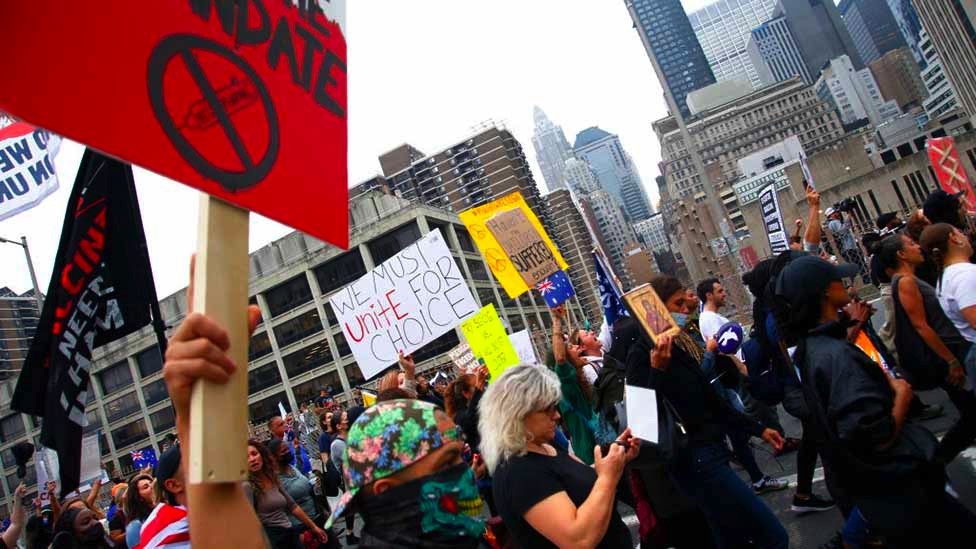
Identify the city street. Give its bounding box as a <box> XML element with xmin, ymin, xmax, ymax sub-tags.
<box><xmin>617</xmin><ymin>387</ymin><xmax>976</xmax><ymax>548</ymax></box>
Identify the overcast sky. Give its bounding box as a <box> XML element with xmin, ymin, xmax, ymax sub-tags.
<box><xmin>1</xmin><ymin>0</ymin><xmax>720</xmax><ymax>299</ymax></box>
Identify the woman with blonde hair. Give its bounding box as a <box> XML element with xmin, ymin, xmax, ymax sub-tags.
<box><xmin>480</xmin><ymin>364</ymin><xmax>638</xmax><ymax>548</ymax></box>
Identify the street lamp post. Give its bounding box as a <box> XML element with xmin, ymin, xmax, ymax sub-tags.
<box><xmin>0</xmin><ymin>235</ymin><xmax>44</xmax><ymax>313</ymax></box>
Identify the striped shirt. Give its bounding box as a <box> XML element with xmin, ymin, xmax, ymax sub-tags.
<box><xmin>136</xmin><ymin>503</ymin><xmax>190</xmax><ymax>549</ymax></box>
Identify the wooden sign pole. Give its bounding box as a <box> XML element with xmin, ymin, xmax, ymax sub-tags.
<box><xmin>189</xmin><ymin>194</ymin><xmax>250</xmax><ymax>483</ymax></box>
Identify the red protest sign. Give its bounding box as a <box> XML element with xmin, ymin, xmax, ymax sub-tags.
<box><xmin>928</xmin><ymin>137</ymin><xmax>976</xmax><ymax>214</ymax></box>
<box><xmin>0</xmin><ymin>0</ymin><xmax>348</xmax><ymax>247</ymax></box>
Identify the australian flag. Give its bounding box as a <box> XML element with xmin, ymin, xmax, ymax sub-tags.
<box><xmin>131</xmin><ymin>448</ymin><xmax>158</xmax><ymax>470</ymax></box>
<box><xmin>536</xmin><ymin>269</ymin><xmax>575</xmax><ymax>307</ymax></box>
<box><xmin>594</xmin><ymin>251</ymin><xmax>629</xmax><ymax>326</ymax></box>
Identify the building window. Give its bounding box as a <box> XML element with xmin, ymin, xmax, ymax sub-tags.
<box><xmin>248</xmin><ymin>362</ymin><xmax>283</xmax><ymax>394</ymax></box>
<box><xmin>249</xmin><ymin>331</ymin><xmax>273</xmax><ymax>361</ymax></box>
<box><xmin>282</xmin><ymin>340</ymin><xmax>333</xmax><ymax>378</ymax></box>
<box><xmin>891</xmin><ymin>180</ymin><xmax>909</xmax><ymax>210</ymax></box>
<box><xmin>0</xmin><ymin>415</ymin><xmax>25</xmax><ymax>442</ymax></box>
<box><xmin>413</xmin><ymin>331</ymin><xmax>460</xmax><ymax>363</ymax></box>
<box><xmin>135</xmin><ymin>346</ymin><xmax>163</xmax><ymax>378</ymax></box>
<box><xmin>0</xmin><ymin>447</ymin><xmax>14</xmax><ymax>469</ymax></box>
<box><xmin>868</xmin><ymin>190</ymin><xmax>882</xmax><ymax>217</ymax></box>
<box><xmin>143</xmin><ymin>378</ymin><xmax>169</xmax><ymax>407</ymax></box>
<box><xmin>455</xmin><ymin>227</ymin><xmax>476</xmax><ymax>253</ymax></box>
<box><xmin>249</xmin><ymin>392</ymin><xmax>287</xmax><ymax>423</ymax></box>
<box><xmin>333</xmin><ymin>332</ymin><xmax>351</xmax><ymax>358</ymax></box>
<box><xmin>508</xmin><ymin>314</ymin><xmax>526</xmax><ymax>333</ymax></box>
<box><xmin>111</xmin><ymin>419</ymin><xmax>149</xmax><ymax>450</ymax></box>
<box><xmin>274</xmin><ymin>310</ymin><xmax>323</xmax><ymax>349</ymax></box>
<box><xmin>150</xmin><ymin>407</ymin><xmax>176</xmax><ymax>433</ymax></box>
<box><xmin>84</xmin><ymin>409</ymin><xmax>102</xmax><ymax>434</ymax></box>
<box><xmin>104</xmin><ymin>392</ymin><xmax>141</xmax><ymax>424</ymax></box>
<box><xmin>465</xmin><ymin>258</ymin><xmax>489</xmax><ymax>281</ymax></box>
<box><xmin>264</xmin><ymin>276</ymin><xmax>313</xmax><ymax>318</ymax></box>
<box><xmin>98</xmin><ymin>361</ymin><xmax>133</xmax><ymax>397</ymax></box>
<box><xmin>291</xmin><ymin>369</ymin><xmax>343</xmax><ymax>405</ymax></box>
<box><xmin>314</xmin><ymin>250</ymin><xmax>366</xmax><ymax>296</ymax></box>
<box><xmin>368</xmin><ymin>222</ymin><xmax>421</xmax><ymax>264</ymax></box>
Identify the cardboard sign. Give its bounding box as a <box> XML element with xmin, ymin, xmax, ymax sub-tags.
<box><xmin>0</xmin><ymin>1</ymin><xmax>348</xmax><ymax>247</ymax></box>
<box><xmin>461</xmin><ymin>304</ymin><xmax>519</xmax><ymax>380</ymax></box>
<box><xmin>330</xmin><ymin>229</ymin><xmax>478</xmax><ymax>379</ymax></box>
<box><xmin>486</xmin><ymin>208</ymin><xmax>560</xmax><ymax>287</ymax></box>
<box><xmin>509</xmin><ymin>329</ymin><xmax>539</xmax><ymax>366</ymax></box>
<box><xmin>0</xmin><ymin>122</ymin><xmax>62</xmax><ymax>222</ymax></box>
<box><xmin>459</xmin><ymin>192</ymin><xmax>568</xmax><ymax>298</ymax></box>
<box><xmin>928</xmin><ymin>137</ymin><xmax>976</xmax><ymax>214</ymax></box>
<box><xmin>448</xmin><ymin>342</ymin><xmax>480</xmax><ymax>373</ymax></box>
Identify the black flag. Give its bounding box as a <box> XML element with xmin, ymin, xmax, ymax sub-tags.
<box><xmin>12</xmin><ymin>149</ymin><xmax>162</xmax><ymax>497</ymax></box>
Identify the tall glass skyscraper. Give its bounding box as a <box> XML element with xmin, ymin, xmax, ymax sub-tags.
<box><xmin>838</xmin><ymin>0</ymin><xmax>908</xmax><ymax>65</ymax></box>
<box><xmin>687</xmin><ymin>0</ymin><xmax>778</xmax><ymax>89</ymax></box>
<box><xmin>886</xmin><ymin>0</ymin><xmax>927</xmax><ymax>68</ymax></box>
<box><xmin>627</xmin><ymin>0</ymin><xmax>717</xmax><ymax>119</ymax></box>
<box><xmin>573</xmin><ymin>127</ymin><xmax>653</xmax><ymax>222</ymax></box>
<box><xmin>530</xmin><ymin>106</ymin><xmax>574</xmax><ymax>193</ymax></box>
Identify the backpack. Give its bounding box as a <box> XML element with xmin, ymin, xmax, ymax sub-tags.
<box><xmin>741</xmin><ymin>336</ymin><xmax>785</xmax><ymax>405</ymax></box>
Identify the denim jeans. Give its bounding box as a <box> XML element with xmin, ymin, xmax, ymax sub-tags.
<box><xmin>670</xmin><ymin>442</ymin><xmax>789</xmax><ymax>549</ymax></box>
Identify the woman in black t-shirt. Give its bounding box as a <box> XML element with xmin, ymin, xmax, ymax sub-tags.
<box><xmin>480</xmin><ymin>364</ymin><xmax>638</xmax><ymax>549</ymax></box>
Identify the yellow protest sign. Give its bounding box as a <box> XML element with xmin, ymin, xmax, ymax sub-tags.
<box><xmin>361</xmin><ymin>390</ymin><xmax>377</xmax><ymax>407</ymax></box>
<box><xmin>460</xmin><ymin>304</ymin><xmax>520</xmax><ymax>380</ymax></box>
<box><xmin>459</xmin><ymin>191</ymin><xmax>568</xmax><ymax>298</ymax></box>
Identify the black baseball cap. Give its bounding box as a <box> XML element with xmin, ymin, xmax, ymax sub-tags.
<box><xmin>923</xmin><ymin>190</ymin><xmax>965</xmax><ymax>226</ymax></box>
<box><xmin>775</xmin><ymin>256</ymin><xmax>860</xmax><ymax>304</ymax></box>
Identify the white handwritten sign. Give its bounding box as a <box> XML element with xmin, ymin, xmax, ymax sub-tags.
<box><xmin>330</xmin><ymin>229</ymin><xmax>478</xmax><ymax>379</ymax></box>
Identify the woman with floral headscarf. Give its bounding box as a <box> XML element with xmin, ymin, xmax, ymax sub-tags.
<box><xmin>326</xmin><ymin>399</ymin><xmax>487</xmax><ymax>548</ymax></box>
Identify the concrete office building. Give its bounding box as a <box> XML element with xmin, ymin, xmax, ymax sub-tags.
<box><xmin>0</xmin><ymin>191</ymin><xmax>582</xmax><ymax>514</ymax></box>
<box><xmin>531</xmin><ymin>107</ymin><xmax>574</xmax><ymax>193</ymax></box>
<box><xmin>771</xmin><ymin>0</ymin><xmax>864</xmax><ymax>79</ymax></box>
<box><xmin>739</xmin><ymin>130</ymin><xmax>976</xmax><ymax>257</ymax></box>
<box><xmin>544</xmin><ymin>189</ymin><xmax>604</xmax><ymax>324</ymax></box>
<box><xmin>626</xmin><ymin>0</ymin><xmax>717</xmax><ymax>120</ymax></box>
<box><xmin>0</xmin><ymin>288</ymin><xmax>40</xmax><ymax>381</ymax></box>
<box><xmin>913</xmin><ymin>0</ymin><xmax>976</xmax><ymax>122</ymax></box>
<box><xmin>653</xmin><ymin>77</ymin><xmax>845</xmax><ymax>280</ymax></box>
<box><xmin>869</xmin><ymin>47</ymin><xmax>928</xmax><ymax>110</ymax></box>
<box><xmin>814</xmin><ymin>55</ymin><xmax>901</xmax><ymax>127</ymax></box>
<box><xmin>747</xmin><ymin>16</ymin><xmax>812</xmax><ymax>86</ymax></box>
<box><xmin>838</xmin><ymin>0</ymin><xmax>908</xmax><ymax>65</ymax></box>
<box><xmin>687</xmin><ymin>0</ymin><xmax>778</xmax><ymax>89</ymax></box>
<box><xmin>359</xmin><ymin>125</ymin><xmax>549</xmax><ymax>229</ymax></box>
<box><xmin>573</xmin><ymin>127</ymin><xmax>653</xmax><ymax>222</ymax></box>
<box><xmin>633</xmin><ymin>212</ymin><xmax>671</xmax><ymax>253</ymax></box>
<box><xmin>654</xmin><ymin>77</ymin><xmax>845</xmax><ymax>202</ymax></box>
<box><xmin>919</xmin><ymin>30</ymin><xmax>962</xmax><ymax>121</ymax></box>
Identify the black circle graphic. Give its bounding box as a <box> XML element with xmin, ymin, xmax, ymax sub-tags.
<box><xmin>147</xmin><ymin>34</ymin><xmax>279</xmax><ymax>192</ymax></box>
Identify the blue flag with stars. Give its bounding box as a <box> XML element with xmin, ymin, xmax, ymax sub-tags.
<box><xmin>594</xmin><ymin>251</ymin><xmax>629</xmax><ymax>326</ymax></box>
<box><xmin>536</xmin><ymin>269</ymin><xmax>575</xmax><ymax>307</ymax></box>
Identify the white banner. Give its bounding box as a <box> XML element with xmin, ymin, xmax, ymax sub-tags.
<box><xmin>758</xmin><ymin>182</ymin><xmax>790</xmax><ymax>255</ymax></box>
<box><xmin>330</xmin><ymin>228</ymin><xmax>479</xmax><ymax>379</ymax></box>
<box><xmin>0</xmin><ymin>121</ymin><xmax>62</xmax><ymax>222</ymax></box>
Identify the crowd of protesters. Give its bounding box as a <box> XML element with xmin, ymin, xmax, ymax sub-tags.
<box><xmin>10</xmin><ymin>188</ymin><xmax>976</xmax><ymax>548</ymax></box>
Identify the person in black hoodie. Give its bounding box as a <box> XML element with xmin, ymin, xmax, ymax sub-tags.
<box><xmin>627</xmin><ymin>275</ymin><xmax>788</xmax><ymax>549</ymax></box>
<box><xmin>776</xmin><ymin>254</ymin><xmax>976</xmax><ymax>547</ymax></box>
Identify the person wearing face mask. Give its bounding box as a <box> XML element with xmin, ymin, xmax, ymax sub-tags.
<box><xmin>50</xmin><ymin>507</ymin><xmax>111</xmax><ymax>549</ymax></box>
<box><xmin>244</xmin><ymin>439</ymin><xmax>328</xmax><ymax>548</ymax></box>
<box><xmin>325</xmin><ymin>399</ymin><xmax>487</xmax><ymax>548</ymax></box>
<box><xmin>627</xmin><ymin>275</ymin><xmax>788</xmax><ymax>549</ymax></box>
<box><xmin>267</xmin><ymin>438</ymin><xmax>339</xmax><ymax>548</ymax></box>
